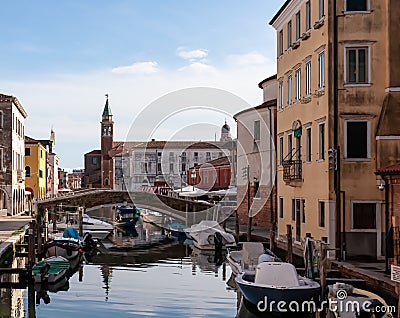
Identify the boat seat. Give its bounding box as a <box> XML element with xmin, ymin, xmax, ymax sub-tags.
<box><xmin>255</xmin><ymin>262</ymin><xmax>300</xmax><ymax>287</ymax></box>
<box><xmin>242</xmin><ymin>242</ymin><xmax>265</xmax><ymax>269</ymax></box>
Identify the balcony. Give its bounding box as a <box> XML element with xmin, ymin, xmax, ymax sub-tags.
<box><xmin>283</xmin><ymin>159</ymin><xmax>302</xmax><ymax>182</ymax></box>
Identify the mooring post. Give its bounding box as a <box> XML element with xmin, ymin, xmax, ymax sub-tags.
<box><xmin>28</xmin><ymin>283</ymin><xmax>36</xmax><ymax>318</ymax></box>
<box><xmin>27</xmin><ymin>220</ymin><xmax>36</xmax><ymax>269</ymax></box>
<box><xmin>44</xmin><ymin>209</ymin><xmax>49</xmax><ymax>243</ymax></box>
<box><xmin>185</xmin><ymin>203</ymin><xmax>188</xmax><ymax>226</ymax></box>
<box><xmin>392</xmin><ymin>216</ymin><xmax>400</xmax><ymax>313</ymax></box>
<box><xmin>286</xmin><ymin>224</ymin><xmax>293</xmax><ymax>264</ymax></box>
<box><xmin>78</xmin><ymin>207</ymin><xmax>84</xmax><ymax>237</ymax></box>
<box><xmin>319</xmin><ymin>242</ymin><xmax>327</xmax><ymax>303</ymax></box>
<box><xmin>36</xmin><ymin>210</ymin><xmax>43</xmax><ymax>257</ymax></box>
<box><xmin>235</xmin><ymin>209</ymin><xmax>239</xmax><ymax>242</ymax></box>
<box><xmin>269</xmin><ymin>224</ymin><xmax>276</xmax><ymax>252</ymax></box>
<box><xmin>52</xmin><ymin>210</ymin><xmax>57</xmax><ymax>233</ymax></box>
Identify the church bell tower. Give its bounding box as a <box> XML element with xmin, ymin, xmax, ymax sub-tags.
<box><xmin>101</xmin><ymin>94</ymin><xmax>114</xmax><ymax>188</ymax></box>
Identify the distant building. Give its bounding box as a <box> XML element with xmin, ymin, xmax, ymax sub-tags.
<box><xmin>220</xmin><ymin>121</ymin><xmax>232</xmax><ymax>142</ymax></box>
<box><xmin>39</xmin><ymin>130</ymin><xmax>59</xmax><ymax>197</ymax></box>
<box><xmin>120</xmin><ymin>137</ymin><xmax>235</xmax><ymax>192</ymax></box>
<box><xmin>0</xmin><ymin>94</ymin><xmax>28</xmax><ymax>215</ymax></box>
<box><xmin>234</xmin><ymin>75</ymin><xmax>277</xmax><ymax>228</ymax></box>
<box><xmin>68</xmin><ymin>169</ymin><xmax>84</xmax><ymax>189</ymax></box>
<box><xmin>187</xmin><ymin>156</ymin><xmax>231</xmax><ymax>191</ymax></box>
<box><xmin>84</xmin><ymin>95</ymin><xmax>117</xmax><ymax>189</ymax></box>
<box><xmin>25</xmin><ymin>136</ymin><xmax>47</xmax><ymax>198</ymax></box>
<box><xmin>58</xmin><ymin>168</ymin><xmax>69</xmax><ymax>189</ymax></box>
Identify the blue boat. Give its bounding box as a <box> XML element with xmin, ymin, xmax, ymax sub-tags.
<box><xmin>167</xmin><ymin>222</ymin><xmax>190</xmax><ymax>241</ymax></box>
<box><xmin>115</xmin><ymin>206</ymin><xmax>140</xmax><ymax>228</ymax></box>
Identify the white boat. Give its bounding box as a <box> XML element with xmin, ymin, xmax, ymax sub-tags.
<box><xmin>227</xmin><ymin>242</ymin><xmax>279</xmax><ymax>276</ymax></box>
<box><xmin>328</xmin><ymin>283</ymin><xmax>394</xmax><ymax>318</ymax></box>
<box><xmin>235</xmin><ymin>262</ymin><xmax>320</xmax><ymax>312</ymax></box>
<box><xmin>57</xmin><ymin>214</ymin><xmax>113</xmax><ymax>240</ymax></box>
<box><xmin>185</xmin><ymin>220</ymin><xmax>236</xmax><ymax>250</ymax></box>
<box><xmin>32</xmin><ymin>256</ymin><xmax>71</xmax><ymax>284</ymax></box>
<box><xmin>141</xmin><ymin>209</ymin><xmax>164</xmax><ymax>227</ymax></box>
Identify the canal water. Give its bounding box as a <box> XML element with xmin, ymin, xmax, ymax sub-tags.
<box><xmin>0</xmin><ymin>206</ymin><xmax>258</xmax><ymax>318</ymax></box>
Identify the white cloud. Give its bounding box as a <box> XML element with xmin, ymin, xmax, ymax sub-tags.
<box><xmin>227</xmin><ymin>51</ymin><xmax>268</xmax><ymax>66</ymax></box>
<box><xmin>178</xmin><ymin>62</ymin><xmax>217</xmax><ymax>74</ymax></box>
<box><xmin>112</xmin><ymin>61</ymin><xmax>159</xmax><ymax>74</ymax></box>
<box><xmin>177</xmin><ymin>48</ymin><xmax>208</xmax><ymax>61</ymax></box>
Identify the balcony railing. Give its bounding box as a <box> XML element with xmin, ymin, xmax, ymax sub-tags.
<box><xmin>283</xmin><ymin>159</ymin><xmax>302</xmax><ymax>182</ymax></box>
<box><xmin>282</xmin><ymin>147</ymin><xmax>302</xmax><ymax>182</ymax></box>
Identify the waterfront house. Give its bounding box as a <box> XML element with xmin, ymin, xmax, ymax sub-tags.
<box><xmin>270</xmin><ymin>0</ymin><xmax>400</xmax><ymax>259</ymax></box>
<box><xmin>25</xmin><ymin>136</ymin><xmax>48</xmax><ymax>198</ymax></box>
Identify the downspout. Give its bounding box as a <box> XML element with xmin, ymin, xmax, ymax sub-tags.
<box><xmin>382</xmin><ymin>175</ymin><xmax>389</xmax><ymax>273</ymax></box>
<box><xmin>333</xmin><ymin>0</ymin><xmax>342</xmax><ymax>260</ymax></box>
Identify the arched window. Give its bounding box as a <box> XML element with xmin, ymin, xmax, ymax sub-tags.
<box><xmin>104</xmin><ymin>178</ymin><xmax>109</xmax><ymax>186</ymax></box>
<box><xmin>25</xmin><ymin>166</ymin><xmax>31</xmax><ymax>177</ymax></box>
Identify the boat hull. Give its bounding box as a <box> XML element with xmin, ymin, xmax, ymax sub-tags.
<box><xmin>236</xmin><ymin>275</ymin><xmax>320</xmax><ymax>312</ymax></box>
<box><xmin>32</xmin><ymin>256</ymin><xmax>70</xmax><ymax>284</ymax></box>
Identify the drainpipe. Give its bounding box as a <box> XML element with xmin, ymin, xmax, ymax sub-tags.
<box><xmin>382</xmin><ymin>175</ymin><xmax>389</xmax><ymax>273</ymax></box>
<box><xmin>333</xmin><ymin>0</ymin><xmax>342</xmax><ymax>260</ymax></box>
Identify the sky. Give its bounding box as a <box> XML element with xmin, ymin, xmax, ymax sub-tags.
<box><xmin>0</xmin><ymin>0</ymin><xmax>284</xmax><ymax>168</ymax></box>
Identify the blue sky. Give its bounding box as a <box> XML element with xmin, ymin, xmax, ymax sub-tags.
<box><xmin>1</xmin><ymin>0</ymin><xmax>283</xmax><ymax>168</ymax></box>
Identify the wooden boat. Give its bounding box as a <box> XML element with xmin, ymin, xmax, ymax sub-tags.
<box><xmin>167</xmin><ymin>222</ymin><xmax>189</xmax><ymax>240</ymax></box>
<box><xmin>32</xmin><ymin>256</ymin><xmax>71</xmax><ymax>284</ymax></box>
<box><xmin>185</xmin><ymin>220</ymin><xmax>236</xmax><ymax>250</ymax></box>
<box><xmin>235</xmin><ymin>262</ymin><xmax>320</xmax><ymax>312</ymax></box>
<box><xmin>227</xmin><ymin>242</ymin><xmax>279</xmax><ymax>276</ymax></box>
<box><xmin>45</xmin><ymin>237</ymin><xmax>82</xmax><ymax>260</ymax></box>
<box><xmin>141</xmin><ymin>209</ymin><xmax>165</xmax><ymax>227</ymax></box>
<box><xmin>115</xmin><ymin>205</ymin><xmax>140</xmax><ymax>228</ymax></box>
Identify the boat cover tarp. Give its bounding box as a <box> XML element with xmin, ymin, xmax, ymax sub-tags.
<box><xmin>63</xmin><ymin>228</ymin><xmax>79</xmax><ymax>239</ymax></box>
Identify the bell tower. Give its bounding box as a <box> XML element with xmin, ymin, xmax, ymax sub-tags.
<box><xmin>101</xmin><ymin>94</ymin><xmax>114</xmax><ymax>188</ymax></box>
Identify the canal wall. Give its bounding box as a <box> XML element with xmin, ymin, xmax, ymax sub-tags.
<box><xmin>0</xmin><ymin>223</ymin><xmax>29</xmax><ymax>267</ymax></box>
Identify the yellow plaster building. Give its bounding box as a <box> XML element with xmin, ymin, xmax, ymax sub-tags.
<box><xmin>270</xmin><ymin>0</ymin><xmax>400</xmax><ymax>259</ymax></box>
<box><xmin>25</xmin><ymin>136</ymin><xmax>47</xmax><ymax>198</ymax></box>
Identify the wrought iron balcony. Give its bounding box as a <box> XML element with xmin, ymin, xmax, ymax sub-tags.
<box><xmin>283</xmin><ymin>159</ymin><xmax>302</xmax><ymax>182</ymax></box>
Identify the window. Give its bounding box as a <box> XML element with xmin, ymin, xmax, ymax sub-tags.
<box><xmin>306</xmin><ymin>1</ymin><xmax>311</xmax><ymax>31</ymax></box>
<box><xmin>288</xmin><ymin>134</ymin><xmax>293</xmax><ymax>160</ymax></box>
<box><xmin>25</xmin><ymin>148</ymin><xmax>30</xmax><ymax>156</ymax></box>
<box><xmin>206</xmin><ymin>152</ymin><xmax>211</xmax><ymax>161</ymax></box>
<box><xmin>295</xmin><ymin>68</ymin><xmax>301</xmax><ymax>101</ymax></box>
<box><xmin>279</xmin><ymin>136</ymin><xmax>284</xmax><ymax>166</ymax></box>
<box><xmin>302</xmin><ymin>200</ymin><xmax>306</xmax><ymax>223</ymax></box>
<box><xmin>181</xmin><ymin>152</ymin><xmax>187</xmax><ymax>162</ymax></box>
<box><xmin>279</xmin><ymin>81</ymin><xmax>284</xmax><ymax>110</ymax></box>
<box><xmin>39</xmin><ymin>169</ymin><xmax>43</xmax><ymax>178</ymax></box>
<box><xmin>181</xmin><ymin>163</ymin><xmax>186</xmax><ymax>173</ymax></box>
<box><xmin>346</xmin><ymin>47</ymin><xmax>368</xmax><ymax>84</ymax></box>
<box><xmin>40</xmin><ymin>150</ymin><xmax>43</xmax><ymax>158</ymax></box>
<box><xmin>279</xmin><ymin>197</ymin><xmax>284</xmax><ymax>218</ymax></box>
<box><xmin>157</xmin><ymin>162</ymin><xmax>162</xmax><ymax>173</ymax></box>
<box><xmin>169</xmin><ymin>152</ymin><xmax>174</xmax><ymax>161</ymax></box>
<box><xmin>218</xmin><ymin>152</ymin><xmax>223</xmax><ymax>158</ymax></box>
<box><xmin>346</xmin><ymin>0</ymin><xmax>368</xmax><ymax>12</ymax></box>
<box><xmin>141</xmin><ymin>162</ymin><xmax>148</xmax><ymax>173</ymax></box>
<box><xmin>319</xmin><ymin>0</ymin><xmax>325</xmax><ymax>19</ymax></box>
<box><xmin>353</xmin><ymin>202</ymin><xmax>376</xmax><ymax>229</ymax></box>
<box><xmin>287</xmin><ymin>21</ymin><xmax>292</xmax><ymax>49</ymax></box>
<box><xmin>295</xmin><ymin>11</ymin><xmax>301</xmax><ymax>40</ymax></box>
<box><xmin>254</xmin><ymin>120</ymin><xmax>261</xmax><ymax>141</ymax></box>
<box><xmin>194</xmin><ymin>152</ymin><xmax>199</xmax><ymax>162</ymax></box>
<box><xmin>305</xmin><ymin>61</ymin><xmax>311</xmax><ymax>96</ymax></box>
<box><xmin>92</xmin><ymin>157</ymin><xmax>97</xmax><ymax>165</ymax></box>
<box><xmin>345</xmin><ymin>121</ymin><xmax>370</xmax><ymax>159</ymax></box>
<box><xmin>291</xmin><ymin>199</ymin><xmax>295</xmax><ymax>221</ymax></box>
<box><xmin>318</xmin><ymin>123</ymin><xmax>325</xmax><ymax>160</ymax></box>
<box><xmin>0</xmin><ymin>111</ymin><xmax>3</xmax><ymax>129</ymax></box>
<box><xmin>318</xmin><ymin>52</ymin><xmax>325</xmax><ymax>89</ymax></box>
<box><xmin>319</xmin><ymin>201</ymin><xmax>325</xmax><ymax>227</ymax></box>
<box><xmin>25</xmin><ymin>166</ymin><xmax>31</xmax><ymax>178</ymax></box>
<box><xmin>288</xmin><ymin>75</ymin><xmax>293</xmax><ymax>105</ymax></box>
<box><xmin>279</xmin><ymin>30</ymin><xmax>283</xmax><ymax>56</ymax></box>
<box><xmin>306</xmin><ymin>127</ymin><xmax>311</xmax><ymax>162</ymax></box>
<box><xmin>169</xmin><ymin>163</ymin><xmax>174</xmax><ymax>173</ymax></box>
<box><xmin>254</xmin><ymin>181</ymin><xmax>260</xmax><ymax>199</ymax></box>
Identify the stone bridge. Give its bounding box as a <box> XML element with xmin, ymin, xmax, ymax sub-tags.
<box><xmin>36</xmin><ymin>189</ymin><xmax>230</xmax><ymax>225</ymax></box>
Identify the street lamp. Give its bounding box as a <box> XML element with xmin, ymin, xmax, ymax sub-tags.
<box><xmin>191</xmin><ymin>168</ymin><xmax>196</xmax><ymax>191</ymax></box>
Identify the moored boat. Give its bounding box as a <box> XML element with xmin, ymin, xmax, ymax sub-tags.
<box><xmin>32</xmin><ymin>256</ymin><xmax>71</xmax><ymax>284</ymax></box>
<box><xmin>141</xmin><ymin>209</ymin><xmax>165</xmax><ymax>227</ymax></box>
<box><xmin>227</xmin><ymin>242</ymin><xmax>279</xmax><ymax>276</ymax></box>
<box><xmin>235</xmin><ymin>262</ymin><xmax>320</xmax><ymax>312</ymax></box>
<box><xmin>57</xmin><ymin>214</ymin><xmax>113</xmax><ymax>240</ymax></box>
<box><xmin>185</xmin><ymin>220</ymin><xmax>236</xmax><ymax>250</ymax></box>
<box><xmin>115</xmin><ymin>205</ymin><xmax>140</xmax><ymax>228</ymax></box>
